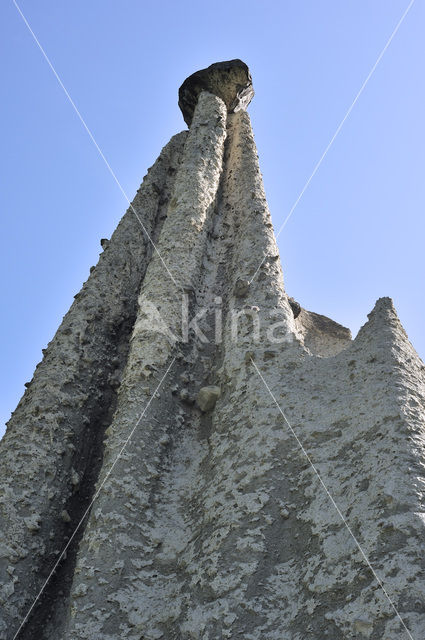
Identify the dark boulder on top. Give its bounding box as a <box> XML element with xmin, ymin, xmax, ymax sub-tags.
<box><xmin>178</xmin><ymin>59</ymin><xmax>254</xmax><ymax>126</ymax></box>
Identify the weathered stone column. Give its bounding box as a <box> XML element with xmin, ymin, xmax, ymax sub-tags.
<box><xmin>61</xmin><ymin>89</ymin><xmax>228</xmax><ymax>639</ymax></box>
<box><xmin>1</xmin><ymin>59</ymin><xmax>424</xmax><ymax>640</ymax></box>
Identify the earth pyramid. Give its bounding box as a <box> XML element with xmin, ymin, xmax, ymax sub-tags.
<box><xmin>1</xmin><ymin>60</ymin><xmax>424</xmax><ymax>640</ymax></box>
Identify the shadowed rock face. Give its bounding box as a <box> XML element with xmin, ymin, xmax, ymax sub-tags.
<box><xmin>1</xmin><ymin>62</ymin><xmax>425</xmax><ymax>640</ymax></box>
<box><xmin>178</xmin><ymin>59</ymin><xmax>254</xmax><ymax>126</ymax></box>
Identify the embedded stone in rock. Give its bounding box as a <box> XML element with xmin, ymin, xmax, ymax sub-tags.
<box><xmin>178</xmin><ymin>59</ymin><xmax>254</xmax><ymax>126</ymax></box>
<box><xmin>196</xmin><ymin>385</ymin><xmax>221</xmax><ymax>412</ymax></box>
<box><xmin>24</xmin><ymin>515</ymin><xmax>41</xmax><ymax>532</ymax></box>
<box><xmin>179</xmin><ymin>388</ymin><xmax>194</xmax><ymax>404</ymax></box>
<box><xmin>234</xmin><ymin>278</ymin><xmax>250</xmax><ymax>298</ymax></box>
<box><xmin>61</xmin><ymin>509</ymin><xmax>71</xmax><ymax>523</ymax></box>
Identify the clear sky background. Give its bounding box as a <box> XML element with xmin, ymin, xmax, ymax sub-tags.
<box><xmin>1</xmin><ymin>1</ymin><xmax>424</xmax><ymax>437</ymax></box>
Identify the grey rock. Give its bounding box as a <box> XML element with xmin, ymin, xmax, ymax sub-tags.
<box><xmin>23</xmin><ymin>515</ymin><xmax>41</xmax><ymax>532</ymax></box>
<box><xmin>288</xmin><ymin>296</ymin><xmax>301</xmax><ymax>318</ymax></box>
<box><xmin>234</xmin><ymin>277</ymin><xmax>250</xmax><ymax>298</ymax></box>
<box><xmin>294</xmin><ymin>306</ymin><xmax>352</xmax><ymax>357</ymax></box>
<box><xmin>1</xmin><ymin>63</ymin><xmax>424</xmax><ymax>640</ymax></box>
<box><xmin>179</xmin><ymin>388</ymin><xmax>193</xmax><ymax>404</ymax></box>
<box><xmin>178</xmin><ymin>59</ymin><xmax>254</xmax><ymax>126</ymax></box>
<box><xmin>196</xmin><ymin>385</ymin><xmax>221</xmax><ymax>412</ymax></box>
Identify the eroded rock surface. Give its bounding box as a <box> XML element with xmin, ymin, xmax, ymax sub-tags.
<box><xmin>1</xmin><ymin>62</ymin><xmax>425</xmax><ymax>640</ymax></box>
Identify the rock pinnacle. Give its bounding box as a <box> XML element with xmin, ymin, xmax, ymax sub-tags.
<box><xmin>1</xmin><ymin>62</ymin><xmax>424</xmax><ymax>640</ymax></box>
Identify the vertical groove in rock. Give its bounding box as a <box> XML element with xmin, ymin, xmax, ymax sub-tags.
<box><xmin>61</xmin><ymin>90</ymin><xmax>228</xmax><ymax>639</ymax></box>
<box><xmin>0</xmin><ymin>131</ymin><xmax>187</xmax><ymax>640</ymax></box>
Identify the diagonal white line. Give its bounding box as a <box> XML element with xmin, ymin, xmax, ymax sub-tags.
<box><xmin>250</xmin><ymin>357</ymin><xmax>415</xmax><ymax>640</ymax></box>
<box><xmin>12</xmin><ymin>356</ymin><xmax>176</xmax><ymax>640</ymax></box>
<box><xmin>249</xmin><ymin>0</ymin><xmax>415</xmax><ymax>285</ymax></box>
<box><xmin>12</xmin><ymin>0</ymin><xmax>182</xmax><ymax>292</ymax></box>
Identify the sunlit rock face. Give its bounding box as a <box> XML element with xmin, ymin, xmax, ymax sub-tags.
<box><xmin>1</xmin><ymin>61</ymin><xmax>424</xmax><ymax>640</ymax></box>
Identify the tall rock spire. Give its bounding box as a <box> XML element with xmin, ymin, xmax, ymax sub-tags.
<box><xmin>1</xmin><ymin>61</ymin><xmax>424</xmax><ymax>640</ymax></box>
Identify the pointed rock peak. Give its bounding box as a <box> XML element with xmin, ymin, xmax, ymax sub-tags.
<box><xmin>367</xmin><ymin>296</ymin><xmax>413</xmax><ymax>343</ymax></box>
<box><xmin>367</xmin><ymin>296</ymin><xmax>397</xmax><ymax>320</ymax></box>
<box><xmin>354</xmin><ymin>296</ymin><xmax>406</xmax><ymax>349</ymax></box>
<box><xmin>365</xmin><ymin>296</ymin><xmax>401</xmax><ymax>331</ymax></box>
<box><xmin>178</xmin><ymin>59</ymin><xmax>254</xmax><ymax>126</ymax></box>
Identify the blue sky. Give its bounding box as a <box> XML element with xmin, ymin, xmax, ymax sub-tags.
<box><xmin>1</xmin><ymin>1</ymin><xmax>424</xmax><ymax>436</ymax></box>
